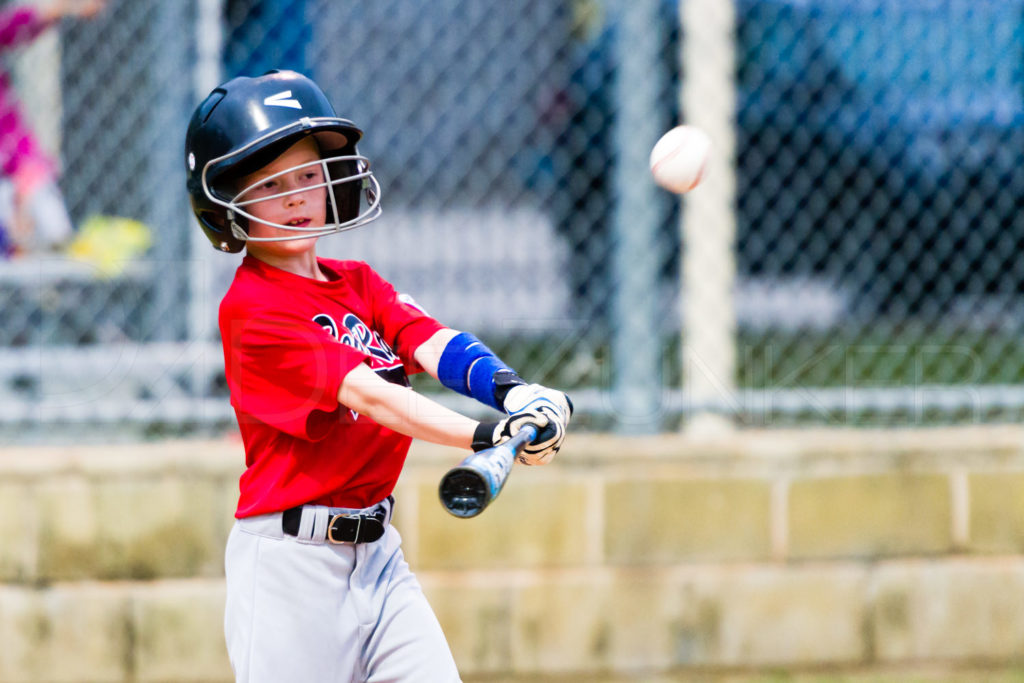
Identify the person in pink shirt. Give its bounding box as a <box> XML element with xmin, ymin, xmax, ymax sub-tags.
<box><xmin>0</xmin><ymin>0</ymin><xmax>105</xmax><ymax>256</ymax></box>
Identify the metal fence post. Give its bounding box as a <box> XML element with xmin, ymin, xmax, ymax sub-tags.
<box><xmin>680</xmin><ymin>0</ymin><xmax>738</xmax><ymax>434</ymax></box>
<box><xmin>188</xmin><ymin>0</ymin><xmax>225</xmax><ymax>398</ymax></box>
<box><xmin>609</xmin><ymin>0</ymin><xmax>667</xmax><ymax>433</ymax></box>
<box><xmin>147</xmin><ymin>1</ymin><xmax>193</xmax><ymax>342</ymax></box>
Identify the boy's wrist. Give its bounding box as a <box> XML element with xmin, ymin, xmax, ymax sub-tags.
<box><xmin>492</xmin><ymin>369</ymin><xmax>527</xmax><ymax>408</ymax></box>
<box><xmin>471</xmin><ymin>421</ymin><xmax>501</xmax><ymax>452</ymax></box>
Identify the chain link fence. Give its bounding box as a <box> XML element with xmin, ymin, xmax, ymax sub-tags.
<box><xmin>733</xmin><ymin>0</ymin><xmax>1024</xmax><ymax>425</ymax></box>
<box><xmin>0</xmin><ymin>0</ymin><xmax>1022</xmax><ymax>441</ymax></box>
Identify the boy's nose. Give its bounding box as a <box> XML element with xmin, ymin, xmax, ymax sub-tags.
<box><xmin>285</xmin><ymin>188</ymin><xmax>305</xmax><ymax>207</ymax></box>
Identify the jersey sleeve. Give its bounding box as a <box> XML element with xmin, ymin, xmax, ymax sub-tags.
<box><xmin>360</xmin><ymin>265</ymin><xmax>445</xmax><ymax>374</ymax></box>
<box><xmin>222</xmin><ymin>305</ymin><xmax>370</xmax><ymax>441</ymax></box>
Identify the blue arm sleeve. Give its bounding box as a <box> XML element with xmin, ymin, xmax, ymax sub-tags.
<box><xmin>438</xmin><ymin>332</ymin><xmax>516</xmax><ymax>411</ymax></box>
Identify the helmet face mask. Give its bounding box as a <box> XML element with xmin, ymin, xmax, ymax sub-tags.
<box><xmin>185</xmin><ymin>71</ymin><xmax>382</xmax><ymax>252</ymax></box>
<box><xmin>207</xmin><ymin>140</ymin><xmax>381</xmax><ymax>245</ymax></box>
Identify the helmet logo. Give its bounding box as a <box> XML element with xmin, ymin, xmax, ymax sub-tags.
<box><xmin>263</xmin><ymin>90</ymin><xmax>302</xmax><ymax>109</ymax></box>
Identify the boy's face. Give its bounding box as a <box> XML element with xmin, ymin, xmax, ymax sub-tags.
<box><xmin>235</xmin><ymin>137</ymin><xmax>328</xmax><ymax>256</ymax></box>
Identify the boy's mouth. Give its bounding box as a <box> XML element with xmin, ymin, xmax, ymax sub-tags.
<box><xmin>286</xmin><ymin>218</ymin><xmax>311</xmax><ymax>228</ymax></box>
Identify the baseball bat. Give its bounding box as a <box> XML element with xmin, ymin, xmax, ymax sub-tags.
<box><xmin>438</xmin><ymin>424</ymin><xmax>538</xmax><ymax>518</ymax></box>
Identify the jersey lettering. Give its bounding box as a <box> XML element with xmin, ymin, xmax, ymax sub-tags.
<box><xmin>313</xmin><ymin>311</ymin><xmax>409</xmax><ymax>421</ymax></box>
<box><xmin>313</xmin><ymin>313</ymin><xmax>339</xmax><ymax>340</ymax></box>
<box><xmin>337</xmin><ymin>313</ymin><xmax>402</xmax><ymax>370</ymax></box>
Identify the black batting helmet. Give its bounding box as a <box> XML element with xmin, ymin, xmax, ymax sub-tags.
<box><xmin>184</xmin><ymin>70</ymin><xmax>381</xmax><ymax>252</ymax></box>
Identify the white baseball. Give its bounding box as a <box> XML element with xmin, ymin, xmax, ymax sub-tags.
<box><xmin>649</xmin><ymin>125</ymin><xmax>712</xmax><ymax>194</ymax></box>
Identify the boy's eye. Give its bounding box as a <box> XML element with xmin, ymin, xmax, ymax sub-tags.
<box><xmin>243</xmin><ymin>180</ymin><xmax>278</xmax><ymax>197</ymax></box>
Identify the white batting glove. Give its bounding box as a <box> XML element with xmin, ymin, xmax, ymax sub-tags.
<box><xmin>472</xmin><ymin>409</ymin><xmax>565</xmax><ymax>466</ymax></box>
<box><xmin>503</xmin><ymin>384</ymin><xmax>572</xmax><ymax>427</ymax></box>
<box><xmin>501</xmin><ymin>384</ymin><xmax>572</xmax><ymax>465</ymax></box>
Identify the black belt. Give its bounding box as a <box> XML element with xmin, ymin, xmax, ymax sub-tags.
<box><xmin>282</xmin><ymin>497</ymin><xmax>392</xmax><ymax>544</ymax></box>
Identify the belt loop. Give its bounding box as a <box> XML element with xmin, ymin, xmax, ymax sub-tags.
<box><xmin>313</xmin><ymin>507</ymin><xmax>330</xmax><ymax>541</ymax></box>
<box><xmin>296</xmin><ymin>506</ymin><xmax>330</xmax><ymax>544</ymax></box>
<box><xmin>297</xmin><ymin>507</ymin><xmax>315</xmax><ymax>540</ymax></box>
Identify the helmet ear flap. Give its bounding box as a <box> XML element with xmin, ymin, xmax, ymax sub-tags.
<box><xmin>326</xmin><ymin>158</ymin><xmax>363</xmax><ymax>224</ymax></box>
<box><xmin>196</xmin><ymin>209</ymin><xmax>246</xmax><ymax>253</ymax></box>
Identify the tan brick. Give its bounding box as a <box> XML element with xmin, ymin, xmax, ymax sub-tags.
<box><xmin>0</xmin><ymin>584</ymin><xmax>131</xmax><ymax>682</ymax></box>
<box><xmin>0</xmin><ymin>481</ymin><xmax>36</xmax><ymax>581</ymax></box>
<box><xmin>219</xmin><ymin>473</ymin><xmax>242</xmax><ymax>523</ymax></box>
<box><xmin>133</xmin><ymin>580</ymin><xmax>232</xmax><ymax>682</ymax></box>
<box><xmin>590</xmin><ymin>565</ymin><xmax>867</xmax><ymax>669</ymax></box>
<box><xmin>96</xmin><ymin>475</ymin><xmax>225</xmax><ymax>578</ymax></box>
<box><xmin>789</xmin><ymin>474</ymin><xmax>952</xmax><ymax>559</ymax></box>
<box><xmin>388</xmin><ymin>478</ymin><xmax>421</xmax><ymax>564</ymax></box>
<box><xmin>706</xmin><ymin>565</ymin><xmax>867</xmax><ymax>666</ymax></box>
<box><xmin>0</xmin><ymin>586</ymin><xmax>34</xmax><ymax>681</ymax></box>
<box><xmin>37</xmin><ymin>475</ymin><xmax>225</xmax><ymax>581</ymax></box>
<box><xmin>873</xmin><ymin>559</ymin><xmax>1024</xmax><ymax>662</ymax></box>
<box><xmin>420</xmin><ymin>576</ymin><xmax>518</xmax><ymax>675</ymax></box>
<box><xmin>598</xmin><ymin>570</ymin><xmax>690</xmax><ymax>670</ymax></box>
<box><xmin>605</xmin><ymin>479</ymin><xmax>772</xmax><ymax>563</ymax></box>
<box><xmin>969</xmin><ymin>472</ymin><xmax>1024</xmax><ymax>552</ymax></box>
<box><xmin>414</xmin><ymin>479</ymin><xmax>589</xmax><ymax>570</ymax></box>
<box><xmin>509</xmin><ymin>573</ymin><xmax>615</xmax><ymax>674</ymax></box>
<box><xmin>34</xmin><ymin>475</ymin><xmax>101</xmax><ymax>580</ymax></box>
<box><xmin>388</xmin><ymin>477</ymin><xmax>418</xmax><ymax>536</ymax></box>
<box><xmin>492</xmin><ymin>563</ymin><xmax>867</xmax><ymax>672</ymax></box>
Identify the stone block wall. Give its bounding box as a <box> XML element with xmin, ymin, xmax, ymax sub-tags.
<box><xmin>2</xmin><ymin>426</ymin><xmax>1024</xmax><ymax>681</ymax></box>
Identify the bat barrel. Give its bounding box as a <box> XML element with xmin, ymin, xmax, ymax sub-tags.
<box><xmin>437</xmin><ymin>467</ymin><xmax>490</xmax><ymax>518</ymax></box>
<box><xmin>438</xmin><ymin>425</ymin><xmax>537</xmax><ymax>518</ymax></box>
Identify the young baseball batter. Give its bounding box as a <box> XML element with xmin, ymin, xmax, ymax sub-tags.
<box><xmin>185</xmin><ymin>70</ymin><xmax>572</xmax><ymax>682</ymax></box>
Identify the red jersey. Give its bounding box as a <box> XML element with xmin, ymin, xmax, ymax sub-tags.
<box><xmin>219</xmin><ymin>256</ymin><xmax>445</xmax><ymax>517</ymax></box>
